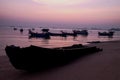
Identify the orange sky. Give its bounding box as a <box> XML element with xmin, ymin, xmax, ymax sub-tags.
<box><xmin>0</xmin><ymin>0</ymin><xmax>120</xmax><ymax>25</ymax></box>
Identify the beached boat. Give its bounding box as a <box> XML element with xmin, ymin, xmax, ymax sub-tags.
<box><xmin>5</xmin><ymin>44</ymin><xmax>102</xmax><ymax>71</ymax></box>
<box><xmin>98</xmin><ymin>31</ymin><xmax>114</xmax><ymax>36</ymax></box>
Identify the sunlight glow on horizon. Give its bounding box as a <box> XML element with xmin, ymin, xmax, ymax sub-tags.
<box><xmin>0</xmin><ymin>0</ymin><xmax>120</xmax><ymax>25</ymax></box>
<box><xmin>32</xmin><ymin>0</ymin><xmax>88</xmax><ymax>6</ymax></box>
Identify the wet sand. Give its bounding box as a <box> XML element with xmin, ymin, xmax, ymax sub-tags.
<box><xmin>0</xmin><ymin>40</ymin><xmax>120</xmax><ymax>80</ymax></box>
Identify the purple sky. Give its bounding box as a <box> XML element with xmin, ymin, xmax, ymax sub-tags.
<box><xmin>0</xmin><ymin>0</ymin><xmax>120</xmax><ymax>25</ymax></box>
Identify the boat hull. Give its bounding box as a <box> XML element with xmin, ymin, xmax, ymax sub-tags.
<box><xmin>98</xmin><ymin>32</ymin><xmax>114</xmax><ymax>36</ymax></box>
<box><xmin>5</xmin><ymin>45</ymin><xmax>102</xmax><ymax>71</ymax></box>
<box><xmin>29</xmin><ymin>30</ymin><xmax>50</xmax><ymax>39</ymax></box>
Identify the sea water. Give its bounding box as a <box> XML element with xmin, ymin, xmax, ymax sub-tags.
<box><xmin>0</xmin><ymin>25</ymin><xmax>120</xmax><ymax>56</ymax></box>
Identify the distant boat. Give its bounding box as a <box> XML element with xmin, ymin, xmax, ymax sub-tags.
<box><xmin>49</xmin><ymin>31</ymin><xmax>77</xmax><ymax>37</ymax></box>
<box><xmin>13</xmin><ymin>28</ymin><xmax>17</xmax><ymax>30</ymax></box>
<box><xmin>98</xmin><ymin>31</ymin><xmax>114</xmax><ymax>36</ymax></box>
<box><xmin>73</xmin><ymin>30</ymin><xmax>88</xmax><ymax>35</ymax></box>
<box><xmin>32</xmin><ymin>28</ymin><xmax>35</xmax><ymax>31</ymax></box>
<box><xmin>29</xmin><ymin>30</ymin><xmax>50</xmax><ymax>39</ymax></box>
<box><xmin>20</xmin><ymin>28</ymin><xmax>23</xmax><ymax>33</ymax></box>
<box><xmin>49</xmin><ymin>32</ymin><xmax>66</xmax><ymax>37</ymax></box>
<box><xmin>109</xmin><ymin>28</ymin><xmax>120</xmax><ymax>31</ymax></box>
<box><xmin>29</xmin><ymin>29</ymin><xmax>65</xmax><ymax>38</ymax></box>
<box><xmin>5</xmin><ymin>44</ymin><xmax>102</xmax><ymax>71</ymax></box>
<box><xmin>41</xmin><ymin>29</ymin><xmax>68</xmax><ymax>37</ymax></box>
<box><xmin>61</xmin><ymin>31</ymin><xmax>77</xmax><ymax>37</ymax></box>
<box><xmin>41</xmin><ymin>28</ymin><xmax>49</xmax><ymax>32</ymax></box>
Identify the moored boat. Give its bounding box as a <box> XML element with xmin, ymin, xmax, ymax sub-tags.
<box><xmin>5</xmin><ymin>44</ymin><xmax>102</xmax><ymax>71</ymax></box>
<box><xmin>29</xmin><ymin>30</ymin><xmax>50</xmax><ymax>39</ymax></box>
<box><xmin>98</xmin><ymin>31</ymin><xmax>114</xmax><ymax>36</ymax></box>
<box><xmin>20</xmin><ymin>28</ymin><xmax>23</xmax><ymax>32</ymax></box>
<box><xmin>73</xmin><ymin>30</ymin><xmax>88</xmax><ymax>35</ymax></box>
<box><xmin>13</xmin><ymin>27</ymin><xmax>17</xmax><ymax>30</ymax></box>
<box><xmin>109</xmin><ymin>28</ymin><xmax>120</xmax><ymax>31</ymax></box>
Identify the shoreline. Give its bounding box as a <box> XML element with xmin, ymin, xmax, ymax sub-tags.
<box><xmin>1</xmin><ymin>40</ymin><xmax>120</xmax><ymax>80</ymax></box>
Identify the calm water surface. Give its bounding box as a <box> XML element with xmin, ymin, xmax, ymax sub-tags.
<box><xmin>0</xmin><ymin>26</ymin><xmax>120</xmax><ymax>56</ymax></box>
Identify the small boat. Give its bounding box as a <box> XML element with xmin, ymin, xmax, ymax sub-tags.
<box><xmin>59</xmin><ymin>31</ymin><xmax>77</xmax><ymax>37</ymax></box>
<box><xmin>29</xmin><ymin>30</ymin><xmax>50</xmax><ymax>39</ymax></box>
<box><xmin>5</xmin><ymin>44</ymin><xmax>102</xmax><ymax>71</ymax></box>
<box><xmin>98</xmin><ymin>31</ymin><xmax>114</xmax><ymax>36</ymax></box>
<box><xmin>50</xmin><ymin>31</ymin><xmax>77</xmax><ymax>37</ymax></box>
<box><xmin>49</xmin><ymin>32</ymin><xmax>67</xmax><ymax>37</ymax></box>
<box><xmin>61</xmin><ymin>31</ymin><xmax>77</xmax><ymax>37</ymax></box>
<box><xmin>49</xmin><ymin>32</ymin><xmax>65</xmax><ymax>37</ymax></box>
<box><xmin>13</xmin><ymin>28</ymin><xmax>17</xmax><ymax>30</ymax></box>
<box><xmin>20</xmin><ymin>28</ymin><xmax>23</xmax><ymax>33</ymax></box>
<box><xmin>109</xmin><ymin>28</ymin><xmax>120</xmax><ymax>31</ymax></box>
<box><xmin>73</xmin><ymin>30</ymin><xmax>88</xmax><ymax>35</ymax></box>
<box><xmin>41</xmin><ymin>28</ymin><xmax>49</xmax><ymax>32</ymax></box>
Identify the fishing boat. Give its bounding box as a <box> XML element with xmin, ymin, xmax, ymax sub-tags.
<box><xmin>73</xmin><ymin>30</ymin><xmax>88</xmax><ymax>35</ymax></box>
<box><xmin>5</xmin><ymin>44</ymin><xmax>102</xmax><ymax>71</ymax></box>
<box><xmin>61</xmin><ymin>31</ymin><xmax>77</xmax><ymax>37</ymax></box>
<box><xmin>98</xmin><ymin>31</ymin><xmax>114</xmax><ymax>36</ymax></box>
<box><xmin>49</xmin><ymin>32</ymin><xmax>67</xmax><ymax>37</ymax></box>
<box><xmin>109</xmin><ymin>28</ymin><xmax>120</xmax><ymax>31</ymax></box>
<box><xmin>29</xmin><ymin>30</ymin><xmax>50</xmax><ymax>39</ymax></box>
<box><xmin>41</xmin><ymin>28</ymin><xmax>49</xmax><ymax>32</ymax></box>
<box><xmin>41</xmin><ymin>29</ymin><xmax>77</xmax><ymax>37</ymax></box>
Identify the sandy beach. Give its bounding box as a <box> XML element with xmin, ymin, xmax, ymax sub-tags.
<box><xmin>0</xmin><ymin>40</ymin><xmax>120</xmax><ymax>80</ymax></box>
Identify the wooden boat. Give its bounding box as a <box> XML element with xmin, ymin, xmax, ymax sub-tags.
<box><xmin>50</xmin><ymin>31</ymin><xmax>77</xmax><ymax>37</ymax></box>
<box><xmin>5</xmin><ymin>44</ymin><xmax>102</xmax><ymax>71</ymax></box>
<box><xmin>41</xmin><ymin>28</ymin><xmax>49</xmax><ymax>32</ymax></box>
<box><xmin>29</xmin><ymin>30</ymin><xmax>50</xmax><ymax>39</ymax></box>
<box><xmin>29</xmin><ymin>30</ymin><xmax>75</xmax><ymax>38</ymax></box>
<box><xmin>98</xmin><ymin>31</ymin><xmax>114</xmax><ymax>36</ymax></box>
<box><xmin>49</xmin><ymin>32</ymin><xmax>67</xmax><ymax>37</ymax></box>
<box><xmin>73</xmin><ymin>30</ymin><xmax>88</xmax><ymax>35</ymax></box>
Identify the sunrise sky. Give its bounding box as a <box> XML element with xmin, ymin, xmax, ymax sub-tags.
<box><xmin>0</xmin><ymin>0</ymin><xmax>120</xmax><ymax>25</ymax></box>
